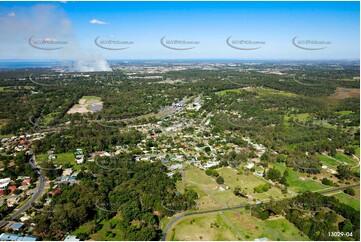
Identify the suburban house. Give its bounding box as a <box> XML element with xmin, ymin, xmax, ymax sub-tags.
<box><xmin>0</xmin><ymin>178</ymin><xmax>10</xmax><ymax>189</ymax></box>
<box><xmin>0</xmin><ymin>233</ymin><xmax>37</xmax><ymax>241</ymax></box>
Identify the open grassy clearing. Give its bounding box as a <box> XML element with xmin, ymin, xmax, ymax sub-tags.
<box><xmin>218</xmin><ymin>166</ymin><xmax>288</xmax><ymax>201</ymax></box>
<box><xmin>82</xmin><ymin>95</ymin><xmax>102</xmax><ymax>100</ymax></box>
<box><xmin>0</xmin><ymin>86</ymin><xmax>35</xmax><ymax>92</ymax></box>
<box><xmin>36</xmin><ymin>152</ymin><xmax>77</xmax><ymax>167</ymax></box>
<box><xmin>317</xmin><ymin>154</ymin><xmax>340</xmax><ymax>167</ymax></box>
<box><xmin>334</xmin><ymin>152</ymin><xmax>357</xmax><ymax>165</ymax></box>
<box><xmin>216</xmin><ymin>87</ymin><xmax>298</xmax><ymax>97</ymax></box>
<box><xmin>270</xmin><ymin>162</ymin><xmax>329</xmax><ymax>193</ymax></box>
<box><xmin>176</xmin><ymin>181</ymin><xmax>220</xmax><ymax>211</ymax></box>
<box><xmin>328</xmin><ymin>87</ymin><xmax>360</xmax><ymax>99</ymax></box>
<box><xmin>0</xmin><ymin>119</ymin><xmax>10</xmax><ymax>128</ymax></box>
<box><xmin>39</xmin><ymin>112</ymin><xmax>63</xmax><ymax>126</ymax></box>
<box><xmin>285</xmin><ymin>168</ymin><xmax>328</xmax><ymax>193</ymax></box>
<box><xmin>222</xmin><ymin>210</ymin><xmax>308</xmax><ymax>241</ymax></box>
<box><xmin>73</xmin><ymin>213</ymin><xmax>125</xmax><ymax>240</ymax></box>
<box><xmin>180</xmin><ymin>165</ymin><xmax>288</xmax><ymax>211</ymax></box>
<box><xmin>336</xmin><ymin>110</ymin><xmax>354</xmax><ymax>116</ymax></box>
<box><xmin>180</xmin><ymin>165</ymin><xmax>235</xmax><ymax>206</ymax></box>
<box><xmin>331</xmin><ymin>192</ymin><xmax>360</xmax><ymax>211</ymax></box>
<box><xmin>216</xmin><ymin>88</ymin><xmax>241</xmax><ymax>96</ymax></box>
<box><xmin>251</xmin><ymin>87</ymin><xmax>298</xmax><ymax>97</ymax></box>
<box><xmin>166</xmin><ymin>212</ymin><xmax>238</xmax><ymax>241</ymax></box>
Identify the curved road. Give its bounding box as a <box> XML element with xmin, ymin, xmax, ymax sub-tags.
<box><xmin>0</xmin><ymin>157</ymin><xmax>45</xmax><ymax>228</ymax></box>
<box><xmin>161</xmin><ymin>183</ymin><xmax>360</xmax><ymax>240</ymax></box>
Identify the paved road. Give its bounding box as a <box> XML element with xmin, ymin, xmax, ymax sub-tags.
<box><xmin>161</xmin><ymin>183</ymin><xmax>360</xmax><ymax>240</ymax></box>
<box><xmin>0</xmin><ymin>157</ymin><xmax>45</xmax><ymax>228</ymax></box>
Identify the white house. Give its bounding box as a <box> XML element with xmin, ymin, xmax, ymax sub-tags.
<box><xmin>0</xmin><ymin>178</ymin><xmax>11</xmax><ymax>189</ymax></box>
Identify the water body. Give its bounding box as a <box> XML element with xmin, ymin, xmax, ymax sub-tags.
<box><xmin>0</xmin><ymin>60</ymin><xmax>73</xmax><ymax>69</ymax></box>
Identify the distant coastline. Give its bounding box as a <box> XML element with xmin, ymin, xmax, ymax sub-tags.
<box><xmin>0</xmin><ymin>59</ymin><xmax>359</xmax><ymax>69</ymax></box>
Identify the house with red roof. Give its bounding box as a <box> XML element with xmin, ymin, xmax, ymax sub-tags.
<box><xmin>8</xmin><ymin>185</ymin><xmax>16</xmax><ymax>193</ymax></box>
<box><xmin>21</xmin><ymin>178</ymin><xmax>31</xmax><ymax>186</ymax></box>
<box><xmin>20</xmin><ymin>139</ymin><xmax>27</xmax><ymax>145</ymax></box>
<box><xmin>53</xmin><ymin>189</ymin><xmax>61</xmax><ymax>195</ymax></box>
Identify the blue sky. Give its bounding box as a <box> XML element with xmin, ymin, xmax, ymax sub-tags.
<box><xmin>0</xmin><ymin>1</ymin><xmax>359</xmax><ymax>60</ymax></box>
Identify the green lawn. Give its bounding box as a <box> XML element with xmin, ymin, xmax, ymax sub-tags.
<box><xmin>40</xmin><ymin>112</ymin><xmax>62</xmax><ymax>126</ymax></box>
<box><xmin>179</xmin><ymin>165</ymin><xmax>287</xmax><ymax>209</ymax></box>
<box><xmin>36</xmin><ymin>152</ymin><xmax>76</xmax><ymax>167</ymax></box>
<box><xmin>253</xmin><ymin>87</ymin><xmax>297</xmax><ymax>97</ymax></box>
<box><xmin>291</xmin><ymin>113</ymin><xmax>310</xmax><ymax>121</ymax></box>
<box><xmin>167</xmin><ymin>212</ymin><xmax>238</xmax><ymax>241</ymax></box>
<box><xmin>317</xmin><ymin>154</ymin><xmax>340</xmax><ymax>167</ymax></box>
<box><xmin>332</xmin><ymin>192</ymin><xmax>360</xmax><ymax>211</ymax></box>
<box><xmin>270</xmin><ymin>163</ymin><xmax>328</xmax><ymax>193</ymax></box>
<box><xmin>216</xmin><ymin>89</ymin><xmax>241</xmax><ymax>96</ymax></box>
<box><xmin>336</xmin><ymin>110</ymin><xmax>354</xmax><ymax>116</ymax></box>
<box><xmin>73</xmin><ymin>213</ymin><xmax>125</xmax><ymax>240</ymax></box>
<box><xmin>271</xmin><ymin>162</ymin><xmax>287</xmax><ymax>173</ymax></box>
<box><xmin>223</xmin><ymin>210</ymin><xmax>308</xmax><ymax>241</ymax></box>
<box><xmin>82</xmin><ymin>95</ymin><xmax>101</xmax><ymax>100</ymax></box>
<box><xmin>285</xmin><ymin>168</ymin><xmax>328</xmax><ymax>193</ymax></box>
<box><xmin>334</xmin><ymin>153</ymin><xmax>357</xmax><ymax>165</ymax></box>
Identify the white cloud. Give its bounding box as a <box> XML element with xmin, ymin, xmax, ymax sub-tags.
<box><xmin>8</xmin><ymin>12</ymin><xmax>15</xmax><ymax>17</ymax></box>
<box><xmin>89</xmin><ymin>19</ymin><xmax>108</xmax><ymax>25</ymax></box>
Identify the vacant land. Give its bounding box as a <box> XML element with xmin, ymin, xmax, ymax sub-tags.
<box><xmin>332</xmin><ymin>192</ymin><xmax>360</xmax><ymax>211</ymax></box>
<box><xmin>73</xmin><ymin>213</ymin><xmax>125</xmax><ymax>240</ymax></box>
<box><xmin>222</xmin><ymin>210</ymin><xmax>308</xmax><ymax>241</ymax></box>
<box><xmin>67</xmin><ymin>96</ymin><xmax>103</xmax><ymax>114</ymax></box>
<box><xmin>178</xmin><ymin>165</ymin><xmax>287</xmax><ymax>209</ymax></box>
<box><xmin>284</xmin><ymin>167</ymin><xmax>328</xmax><ymax>193</ymax></box>
<box><xmin>328</xmin><ymin>87</ymin><xmax>360</xmax><ymax>99</ymax></box>
<box><xmin>318</xmin><ymin>154</ymin><xmax>340</xmax><ymax>167</ymax></box>
<box><xmin>334</xmin><ymin>152</ymin><xmax>358</xmax><ymax>165</ymax></box>
<box><xmin>36</xmin><ymin>152</ymin><xmax>76</xmax><ymax>167</ymax></box>
<box><xmin>166</xmin><ymin>212</ymin><xmax>238</xmax><ymax>241</ymax></box>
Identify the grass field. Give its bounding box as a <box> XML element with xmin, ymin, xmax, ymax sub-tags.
<box><xmin>317</xmin><ymin>154</ymin><xmax>340</xmax><ymax>167</ymax></box>
<box><xmin>82</xmin><ymin>95</ymin><xmax>102</xmax><ymax>100</ymax></box>
<box><xmin>332</xmin><ymin>192</ymin><xmax>360</xmax><ymax>211</ymax></box>
<box><xmin>270</xmin><ymin>162</ymin><xmax>328</xmax><ymax>193</ymax></box>
<box><xmin>336</xmin><ymin>110</ymin><xmax>354</xmax><ymax>116</ymax></box>
<box><xmin>0</xmin><ymin>119</ymin><xmax>10</xmax><ymax>128</ymax></box>
<box><xmin>0</xmin><ymin>86</ymin><xmax>35</xmax><ymax>91</ymax></box>
<box><xmin>289</xmin><ymin>113</ymin><xmax>310</xmax><ymax>122</ymax></box>
<box><xmin>252</xmin><ymin>87</ymin><xmax>297</xmax><ymax>97</ymax></box>
<box><xmin>176</xmin><ymin>165</ymin><xmax>288</xmax><ymax>212</ymax></box>
<box><xmin>284</xmin><ymin>168</ymin><xmax>328</xmax><ymax>193</ymax></box>
<box><xmin>334</xmin><ymin>152</ymin><xmax>357</xmax><ymax>165</ymax></box>
<box><xmin>216</xmin><ymin>87</ymin><xmax>297</xmax><ymax>97</ymax></box>
<box><xmin>328</xmin><ymin>87</ymin><xmax>360</xmax><ymax>99</ymax></box>
<box><xmin>219</xmin><ymin>167</ymin><xmax>287</xmax><ymax>201</ymax></box>
<box><xmin>36</xmin><ymin>152</ymin><xmax>77</xmax><ymax>167</ymax></box>
<box><xmin>222</xmin><ymin>210</ymin><xmax>308</xmax><ymax>241</ymax></box>
<box><xmin>216</xmin><ymin>89</ymin><xmax>241</xmax><ymax>96</ymax></box>
<box><xmin>166</xmin><ymin>212</ymin><xmax>238</xmax><ymax>241</ymax></box>
<box><xmin>73</xmin><ymin>213</ymin><xmax>125</xmax><ymax>240</ymax></box>
<box><xmin>40</xmin><ymin>112</ymin><xmax>62</xmax><ymax>126</ymax></box>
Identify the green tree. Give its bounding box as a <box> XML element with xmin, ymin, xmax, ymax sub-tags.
<box><xmin>216</xmin><ymin>176</ymin><xmax>224</xmax><ymax>184</ymax></box>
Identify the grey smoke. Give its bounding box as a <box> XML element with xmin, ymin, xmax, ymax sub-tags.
<box><xmin>74</xmin><ymin>57</ymin><xmax>112</xmax><ymax>72</ymax></box>
<box><xmin>0</xmin><ymin>3</ymin><xmax>112</xmax><ymax>72</ymax></box>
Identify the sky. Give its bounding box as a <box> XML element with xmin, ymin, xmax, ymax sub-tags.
<box><xmin>0</xmin><ymin>1</ymin><xmax>359</xmax><ymax>60</ymax></box>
